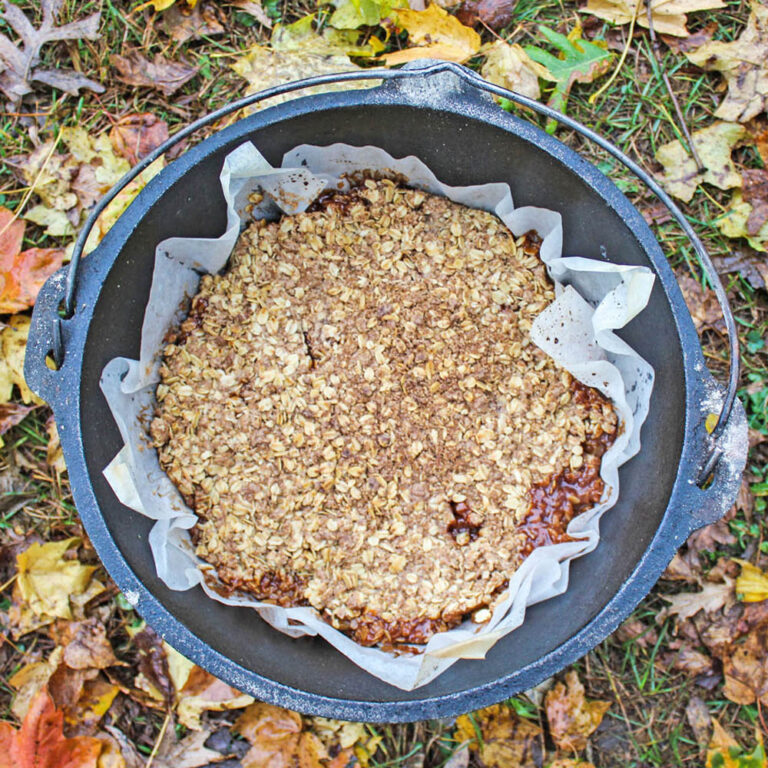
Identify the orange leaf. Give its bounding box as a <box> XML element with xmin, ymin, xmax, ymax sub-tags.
<box><xmin>236</xmin><ymin>702</ymin><xmax>304</xmax><ymax>768</ymax></box>
<box><xmin>0</xmin><ymin>207</ymin><xmax>25</xmax><ymax>260</ymax></box>
<box><xmin>0</xmin><ymin>688</ymin><xmax>103</xmax><ymax>768</ymax></box>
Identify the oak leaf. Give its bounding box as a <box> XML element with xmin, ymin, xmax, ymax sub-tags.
<box><xmin>0</xmin><ymin>0</ymin><xmax>103</xmax><ymax>105</ymax></box>
<box><xmin>481</xmin><ymin>41</ymin><xmax>554</xmax><ymax>100</ymax></box>
<box><xmin>454</xmin><ymin>703</ymin><xmax>543</xmax><ymax>768</ymax></box>
<box><xmin>583</xmin><ymin>0</ymin><xmax>724</xmax><ymax>38</ymax></box>
<box><xmin>382</xmin><ymin>4</ymin><xmax>481</xmax><ymax>64</ymax></box>
<box><xmin>655</xmin><ymin>121</ymin><xmax>745</xmax><ymax>202</ymax></box>
<box><xmin>544</xmin><ymin>670</ymin><xmax>611</xmax><ymax>751</ymax></box>
<box><xmin>662</xmin><ymin>579</ymin><xmax>734</xmax><ymax>622</ymax></box>
<box><xmin>0</xmin><ymin>207</ymin><xmax>65</xmax><ymax>314</ymax></box>
<box><xmin>686</xmin><ymin>2</ymin><xmax>768</xmax><ymax>123</ymax></box>
<box><xmin>0</xmin><ymin>688</ymin><xmax>103</xmax><ymax>768</ymax></box>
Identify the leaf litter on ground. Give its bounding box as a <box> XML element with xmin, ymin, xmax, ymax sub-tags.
<box><xmin>544</xmin><ymin>670</ymin><xmax>611</xmax><ymax>751</ymax></box>
<box><xmin>481</xmin><ymin>41</ymin><xmax>554</xmax><ymax>100</ymax></box>
<box><xmin>110</xmin><ymin>50</ymin><xmax>199</xmax><ymax>96</ymax></box>
<box><xmin>582</xmin><ymin>0</ymin><xmax>725</xmax><ymax>38</ymax></box>
<box><xmin>0</xmin><ymin>0</ymin><xmax>104</xmax><ymax>105</ymax></box>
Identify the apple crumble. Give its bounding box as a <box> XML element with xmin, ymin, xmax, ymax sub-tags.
<box><xmin>150</xmin><ymin>179</ymin><xmax>618</xmax><ymax>647</ymax></box>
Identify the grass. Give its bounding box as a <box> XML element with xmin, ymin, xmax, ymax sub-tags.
<box><xmin>1</xmin><ymin>0</ymin><xmax>767</xmax><ymax>765</ymax></box>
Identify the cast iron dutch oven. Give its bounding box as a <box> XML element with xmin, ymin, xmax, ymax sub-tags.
<box><xmin>25</xmin><ymin>61</ymin><xmax>748</xmax><ymax>722</ymax></box>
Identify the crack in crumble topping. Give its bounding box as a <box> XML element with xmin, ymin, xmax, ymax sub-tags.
<box><xmin>150</xmin><ymin>179</ymin><xmax>618</xmax><ymax>647</ymax></box>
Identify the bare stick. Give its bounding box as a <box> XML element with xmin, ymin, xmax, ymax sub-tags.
<box><xmin>646</xmin><ymin>2</ymin><xmax>705</xmax><ymax>172</ymax></box>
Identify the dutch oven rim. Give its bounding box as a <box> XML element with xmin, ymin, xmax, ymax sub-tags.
<box><xmin>24</xmin><ymin>65</ymin><xmax>747</xmax><ymax>722</ymax></box>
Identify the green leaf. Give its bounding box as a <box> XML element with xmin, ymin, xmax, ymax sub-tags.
<box><xmin>525</xmin><ymin>25</ymin><xmax>612</xmax><ymax>133</ymax></box>
<box><xmin>323</xmin><ymin>0</ymin><xmax>403</xmax><ymax>29</ymax></box>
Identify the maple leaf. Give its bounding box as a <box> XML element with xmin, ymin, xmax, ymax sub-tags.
<box><xmin>0</xmin><ymin>206</ymin><xmax>65</xmax><ymax>314</ymax></box>
<box><xmin>544</xmin><ymin>670</ymin><xmax>611</xmax><ymax>751</ymax></box>
<box><xmin>583</xmin><ymin>0</ymin><xmax>725</xmax><ymax>39</ymax></box>
<box><xmin>655</xmin><ymin>121</ymin><xmax>746</xmax><ymax>203</ymax></box>
<box><xmin>481</xmin><ymin>41</ymin><xmax>555</xmax><ymax>100</ymax></box>
<box><xmin>525</xmin><ymin>26</ymin><xmax>612</xmax><ymax>132</ymax></box>
<box><xmin>454</xmin><ymin>703</ymin><xmax>543</xmax><ymax>768</ymax></box>
<box><xmin>0</xmin><ymin>688</ymin><xmax>103</xmax><ymax>768</ymax></box>
<box><xmin>0</xmin><ymin>0</ymin><xmax>103</xmax><ymax>105</ymax></box>
<box><xmin>686</xmin><ymin>2</ymin><xmax>768</xmax><ymax>123</ymax></box>
<box><xmin>382</xmin><ymin>4</ymin><xmax>481</xmax><ymax>65</ymax></box>
<box><xmin>735</xmin><ymin>559</ymin><xmax>768</xmax><ymax>602</ymax></box>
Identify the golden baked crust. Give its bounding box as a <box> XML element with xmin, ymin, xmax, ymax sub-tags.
<box><xmin>151</xmin><ymin>179</ymin><xmax>617</xmax><ymax>646</ymax></box>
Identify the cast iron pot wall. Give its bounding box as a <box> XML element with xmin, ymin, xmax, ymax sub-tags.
<box><xmin>25</xmin><ymin>72</ymin><xmax>744</xmax><ymax>722</ymax></box>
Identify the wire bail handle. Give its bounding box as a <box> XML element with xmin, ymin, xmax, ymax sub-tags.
<box><xmin>56</xmin><ymin>60</ymin><xmax>739</xmax><ymax>485</ymax></box>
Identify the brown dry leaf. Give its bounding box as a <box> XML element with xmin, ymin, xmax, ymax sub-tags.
<box><xmin>748</xmin><ymin>117</ymin><xmax>768</xmax><ymax>166</ymax></box>
<box><xmin>0</xmin><ymin>207</ymin><xmax>65</xmax><ymax>315</ymax></box>
<box><xmin>53</xmin><ymin>618</ymin><xmax>119</xmax><ymax>670</ymax></box>
<box><xmin>162</xmin><ymin>2</ymin><xmax>225</xmax><ymax>43</ymax></box>
<box><xmin>481</xmin><ymin>41</ymin><xmax>554</xmax><ymax>100</ymax></box>
<box><xmin>662</xmin><ymin>579</ymin><xmax>734</xmax><ymax>622</ymax></box>
<box><xmin>454</xmin><ymin>703</ymin><xmax>543</xmax><ymax>768</ymax></box>
<box><xmin>150</xmin><ymin>725</ymin><xmax>224</xmax><ymax>768</ymax></box>
<box><xmin>175</xmin><ymin>664</ymin><xmax>253</xmax><ymax>730</ymax></box>
<box><xmin>686</xmin><ymin>517</ymin><xmax>737</xmax><ymax>562</ymax></box>
<box><xmin>231</xmin><ymin>0</ymin><xmax>273</xmax><ymax>27</ymax></box>
<box><xmin>455</xmin><ymin>0</ymin><xmax>518</xmax><ymax>30</ymax></box>
<box><xmin>0</xmin><ymin>0</ymin><xmax>103</xmax><ymax>105</ymax></box>
<box><xmin>735</xmin><ymin>559</ymin><xmax>768</xmax><ymax>602</ymax></box>
<box><xmin>129</xmin><ymin>624</ymin><xmax>174</xmax><ymax>706</ymax></box>
<box><xmin>9</xmin><ymin>647</ymin><xmax>64</xmax><ymax>721</ymax></box>
<box><xmin>614</xmin><ymin>618</ymin><xmax>658</xmax><ymax>648</ymax></box>
<box><xmin>685</xmin><ymin>695</ymin><xmax>711</xmax><ymax>747</ymax></box>
<box><xmin>382</xmin><ymin>4</ymin><xmax>481</xmax><ymax>64</ymax></box>
<box><xmin>544</xmin><ymin>671</ymin><xmax>610</xmax><ymax>751</ymax></box>
<box><xmin>663</xmin><ymin>645</ymin><xmax>716</xmax><ymax>676</ymax></box>
<box><xmin>656</xmin><ymin>121</ymin><xmax>746</xmax><ymax>202</ymax></box>
<box><xmin>110</xmin><ymin>114</ymin><xmax>169</xmax><ymax>167</ymax></box>
<box><xmin>686</xmin><ymin>2</ymin><xmax>768</xmax><ymax>123</ymax></box>
<box><xmin>110</xmin><ymin>51</ymin><xmax>198</xmax><ymax>96</ymax></box>
<box><xmin>0</xmin><ymin>402</ymin><xmax>33</xmax><ymax>444</ymax></box>
<box><xmin>582</xmin><ymin>0</ymin><xmax>724</xmax><ymax>38</ymax></box>
<box><xmin>0</xmin><ymin>314</ymin><xmax>42</xmax><ymax>405</ymax></box>
<box><xmin>231</xmin><ymin>47</ymin><xmax>369</xmax><ymax>113</ymax></box>
<box><xmin>548</xmin><ymin>762</ymin><xmax>596</xmax><ymax>768</ymax></box>
<box><xmin>722</xmin><ymin>623</ymin><xmax>768</xmax><ymax>706</ymax></box>
<box><xmin>678</xmin><ymin>273</ymin><xmax>725</xmax><ymax>333</ymax></box>
<box><xmin>661</xmin><ymin>20</ymin><xmax>716</xmax><ymax>52</ymax></box>
<box><xmin>741</xmin><ymin>168</ymin><xmax>768</xmax><ymax>235</ymax></box>
<box><xmin>235</xmin><ymin>702</ymin><xmax>304</xmax><ymax>768</ymax></box>
<box><xmin>662</xmin><ymin>552</ymin><xmax>701</xmax><ymax>583</ymax></box>
<box><xmin>0</xmin><ymin>688</ymin><xmax>104</xmax><ymax>768</ymax></box>
<box><xmin>99</xmin><ymin>727</ymin><xmax>144</xmax><ymax>768</ymax></box>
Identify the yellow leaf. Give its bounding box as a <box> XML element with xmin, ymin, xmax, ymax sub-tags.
<box><xmin>1</xmin><ymin>315</ymin><xmax>43</xmax><ymax>405</ymax></box>
<box><xmin>270</xmin><ymin>14</ymin><xmax>377</xmax><ymax>56</ymax></box>
<box><xmin>656</xmin><ymin>121</ymin><xmax>746</xmax><ymax>203</ymax></box>
<box><xmin>481</xmin><ymin>41</ymin><xmax>554</xmax><ymax>100</ymax></box>
<box><xmin>717</xmin><ymin>190</ymin><xmax>768</xmax><ymax>252</ymax></box>
<box><xmin>8</xmin><ymin>647</ymin><xmax>63</xmax><ymax>721</ymax></box>
<box><xmin>545</xmin><ymin>671</ymin><xmax>611</xmax><ymax>751</ymax></box>
<box><xmin>15</xmin><ymin>538</ymin><xmax>98</xmax><ymax>623</ymax></box>
<box><xmin>23</xmin><ymin>205</ymin><xmax>75</xmax><ymax>238</ymax></box>
<box><xmin>735</xmin><ymin>559</ymin><xmax>768</xmax><ymax>602</ymax></box>
<box><xmin>133</xmin><ymin>0</ymin><xmax>179</xmax><ymax>12</ymax></box>
<box><xmin>705</xmin><ymin>412</ymin><xmax>718</xmax><ymax>433</ymax></box>
<box><xmin>583</xmin><ymin>0</ymin><xmax>725</xmax><ymax>38</ymax></box>
<box><xmin>384</xmin><ymin>4</ymin><xmax>480</xmax><ymax>64</ymax></box>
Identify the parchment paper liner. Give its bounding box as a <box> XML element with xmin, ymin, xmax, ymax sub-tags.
<box><xmin>100</xmin><ymin>142</ymin><xmax>655</xmax><ymax>690</ymax></box>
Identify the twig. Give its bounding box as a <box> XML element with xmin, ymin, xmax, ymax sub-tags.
<box><xmin>589</xmin><ymin>0</ymin><xmax>641</xmax><ymax>105</ymax></box>
<box><xmin>144</xmin><ymin>709</ymin><xmax>172</xmax><ymax>768</ymax></box>
<box><xmin>645</xmin><ymin>1</ymin><xmax>704</xmax><ymax>172</ymax></box>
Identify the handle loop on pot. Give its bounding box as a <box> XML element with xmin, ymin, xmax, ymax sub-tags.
<box><xmin>58</xmin><ymin>60</ymin><xmax>739</xmax><ymax>486</ymax></box>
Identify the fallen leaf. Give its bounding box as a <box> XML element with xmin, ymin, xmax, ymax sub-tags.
<box><xmin>1</xmin><ymin>314</ymin><xmax>43</xmax><ymax>405</ymax></box>
<box><xmin>713</xmin><ymin>247</ymin><xmax>768</xmax><ymax>290</ymax></box>
<box><xmin>686</xmin><ymin>2</ymin><xmax>768</xmax><ymax>123</ymax></box>
<box><xmin>718</xmin><ymin>190</ymin><xmax>768</xmax><ymax>252</ymax></box>
<box><xmin>0</xmin><ymin>688</ymin><xmax>103</xmax><ymax>768</ymax></box>
<box><xmin>706</xmin><ymin>723</ymin><xmax>768</xmax><ymax>768</ymax></box>
<box><xmin>162</xmin><ymin>2</ymin><xmax>225</xmax><ymax>42</ymax></box>
<box><xmin>0</xmin><ymin>402</ymin><xmax>33</xmax><ymax>443</ymax></box>
<box><xmin>748</xmin><ymin>116</ymin><xmax>768</xmax><ymax>166</ymax></box>
<box><xmin>130</xmin><ymin>625</ymin><xmax>174</xmax><ymax>706</ymax></box>
<box><xmin>678</xmin><ymin>273</ymin><xmax>725</xmax><ymax>333</ymax></box>
<box><xmin>662</xmin><ymin>552</ymin><xmax>701</xmax><ymax>583</ymax></box>
<box><xmin>661</xmin><ymin>20</ymin><xmax>717</xmax><ymax>52</ymax></box>
<box><xmin>45</xmin><ymin>415</ymin><xmax>67</xmax><ymax>474</ymax></box>
<box><xmin>662</xmin><ymin>579</ymin><xmax>734</xmax><ymax>622</ymax></box>
<box><xmin>110</xmin><ymin>114</ymin><xmax>169</xmax><ymax>167</ymax></box>
<box><xmin>324</xmin><ymin>0</ymin><xmax>404</xmax><ymax>30</ymax></box>
<box><xmin>662</xmin><ymin>644</ymin><xmax>716</xmax><ymax>675</ymax></box>
<box><xmin>655</xmin><ymin>121</ymin><xmax>746</xmax><ymax>203</ymax></box>
<box><xmin>382</xmin><ymin>4</ymin><xmax>481</xmax><ymax>64</ymax></box>
<box><xmin>455</xmin><ymin>0</ymin><xmax>517</xmax><ymax>30</ymax></box>
<box><xmin>735</xmin><ymin>559</ymin><xmax>768</xmax><ymax>602</ymax></box>
<box><xmin>685</xmin><ymin>695</ymin><xmax>711</xmax><ymax>747</ymax></box>
<box><xmin>231</xmin><ymin>47</ymin><xmax>370</xmax><ymax>113</ymax></box>
<box><xmin>110</xmin><ymin>51</ymin><xmax>199</xmax><ymax>96</ymax></box>
<box><xmin>548</xmin><ymin>761</ymin><xmax>596</xmax><ymax>768</ymax></box>
<box><xmin>235</xmin><ymin>702</ymin><xmax>305</xmax><ymax>768</ymax></box>
<box><xmin>13</xmin><ymin>538</ymin><xmax>99</xmax><ymax>629</ymax></box>
<box><xmin>614</xmin><ymin>618</ymin><xmax>658</xmax><ymax>648</ymax></box>
<box><xmin>151</xmin><ymin>727</ymin><xmax>225</xmax><ymax>768</ymax></box>
<box><xmin>582</xmin><ymin>0</ymin><xmax>724</xmax><ymax>38</ymax></box>
<box><xmin>454</xmin><ymin>703</ymin><xmax>543</xmax><ymax>768</ymax></box>
<box><xmin>271</xmin><ymin>14</ymin><xmax>378</xmax><ymax>56</ymax></box>
<box><xmin>0</xmin><ymin>206</ymin><xmax>65</xmax><ymax>314</ymax></box>
<box><xmin>741</xmin><ymin>168</ymin><xmax>768</xmax><ymax>235</ymax></box>
<box><xmin>9</xmin><ymin>647</ymin><xmax>64</xmax><ymax>721</ymax></box>
<box><xmin>100</xmin><ymin>727</ymin><xmax>144</xmax><ymax>768</ymax></box>
<box><xmin>722</xmin><ymin>624</ymin><xmax>768</xmax><ymax>706</ymax></box>
<box><xmin>175</xmin><ymin>664</ymin><xmax>253</xmax><ymax>730</ymax></box>
<box><xmin>0</xmin><ymin>0</ymin><xmax>103</xmax><ymax>105</ymax></box>
<box><xmin>525</xmin><ymin>26</ymin><xmax>612</xmax><ymax>129</ymax></box>
<box><xmin>481</xmin><ymin>41</ymin><xmax>554</xmax><ymax>100</ymax></box>
<box><xmin>53</xmin><ymin>618</ymin><xmax>119</xmax><ymax>670</ymax></box>
<box><xmin>544</xmin><ymin>670</ymin><xmax>610</xmax><ymax>751</ymax></box>
<box><xmin>23</xmin><ymin>206</ymin><xmax>75</xmax><ymax>238</ymax></box>
<box><xmin>231</xmin><ymin>0</ymin><xmax>273</xmax><ymax>27</ymax></box>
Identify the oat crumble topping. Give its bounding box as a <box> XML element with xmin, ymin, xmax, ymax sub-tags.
<box><xmin>150</xmin><ymin>179</ymin><xmax>618</xmax><ymax>647</ymax></box>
